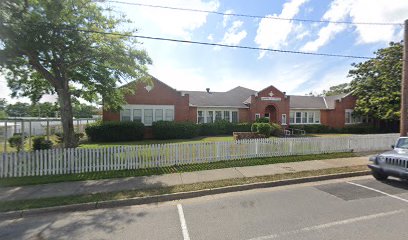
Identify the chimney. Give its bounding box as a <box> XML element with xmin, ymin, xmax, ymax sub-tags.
<box><xmin>206</xmin><ymin>88</ymin><xmax>210</xmax><ymax>93</ymax></box>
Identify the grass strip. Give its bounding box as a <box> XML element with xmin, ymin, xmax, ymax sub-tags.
<box><xmin>0</xmin><ymin>152</ymin><xmax>371</xmax><ymax>187</ymax></box>
<box><xmin>0</xmin><ymin>165</ymin><xmax>369</xmax><ymax>213</ymax></box>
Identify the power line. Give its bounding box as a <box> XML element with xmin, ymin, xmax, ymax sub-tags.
<box><xmin>64</xmin><ymin>28</ymin><xmax>374</xmax><ymax>59</ymax></box>
<box><xmin>102</xmin><ymin>0</ymin><xmax>403</xmax><ymax>26</ymax></box>
<box><xmin>0</xmin><ymin>21</ymin><xmax>374</xmax><ymax>59</ymax></box>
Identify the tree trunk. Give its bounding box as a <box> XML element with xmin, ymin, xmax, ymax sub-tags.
<box><xmin>57</xmin><ymin>87</ymin><xmax>77</xmax><ymax>148</ymax></box>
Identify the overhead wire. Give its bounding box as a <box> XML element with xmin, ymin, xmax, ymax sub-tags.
<box><xmin>101</xmin><ymin>0</ymin><xmax>404</xmax><ymax>26</ymax></box>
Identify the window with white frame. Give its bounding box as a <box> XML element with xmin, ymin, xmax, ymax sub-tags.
<box><xmin>121</xmin><ymin>109</ymin><xmax>131</xmax><ymax>121</ymax></box>
<box><xmin>224</xmin><ymin>111</ymin><xmax>230</xmax><ymax>122</ymax></box>
<box><xmin>198</xmin><ymin>111</ymin><xmax>205</xmax><ymax>124</ymax></box>
<box><xmin>155</xmin><ymin>109</ymin><xmax>163</xmax><ymax>122</ymax></box>
<box><xmin>197</xmin><ymin>109</ymin><xmax>239</xmax><ymax>123</ymax></box>
<box><xmin>345</xmin><ymin>109</ymin><xmax>363</xmax><ymax>124</ymax></box>
<box><xmin>120</xmin><ymin>105</ymin><xmax>174</xmax><ymax>126</ymax></box>
<box><xmin>232</xmin><ymin>111</ymin><xmax>238</xmax><ymax>123</ymax></box>
<box><xmin>215</xmin><ymin>111</ymin><xmax>222</xmax><ymax>121</ymax></box>
<box><xmin>207</xmin><ymin>111</ymin><xmax>214</xmax><ymax>123</ymax></box>
<box><xmin>133</xmin><ymin>109</ymin><xmax>142</xmax><ymax>122</ymax></box>
<box><xmin>290</xmin><ymin>111</ymin><xmax>321</xmax><ymax>124</ymax></box>
<box><xmin>165</xmin><ymin>109</ymin><xmax>174</xmax><ymax>121</ymax></box>
<box><xmin>144</xmin><ymin>109</ymin><xmax>153</xmax><ymax>126</ymax></box>
<box><xmin>281</xmin><ymin>114</ymin><xmax>287</xmax><ymax>125</ymax></box>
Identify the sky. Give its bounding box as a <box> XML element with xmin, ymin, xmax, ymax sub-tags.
<box><xmin>1</xmin><ymin>0</ymin><xmax>408</xmax><ymax>103</ymax></box>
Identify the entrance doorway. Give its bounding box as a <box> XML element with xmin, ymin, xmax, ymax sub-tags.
<box><xmin>265</xmin><ymin>105</ymin><xmax>278</xmax><ymax>123</ymax></box>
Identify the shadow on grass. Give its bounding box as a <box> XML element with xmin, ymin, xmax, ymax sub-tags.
<box><xmin>0</xmin><ymin>152</ymin><xmax>359</xmax><ymax>188</ymax></box>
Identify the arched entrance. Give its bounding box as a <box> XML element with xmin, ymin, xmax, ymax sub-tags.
<box><xmin>264</xmin><ymin>105</ymin><xmax>278</xmax><ymax>123</ymax></box>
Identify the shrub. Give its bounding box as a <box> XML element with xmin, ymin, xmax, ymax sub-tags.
<box><xmin>8</xmin><ymin>134</ymin><xmax>26</xmax><ymax>152</ymax></box>
<box><xmin>270</xmin><ymin>123</ymin><xmax>283</xmax><ymax>136</ymax></box>
<box><xmin>55</xmin><ymin>132</ymin><xmax>85</xmax><ymax>144</ymax></box>
<box><xmin>32</xmin><ymin>136</ymin><xmax>53</xmax><ymax>150</ymax></box>
<box><xmin>85</xmin><ymin>121</ymin><xmax>144</xmax><ymax>142</ymax></box>
<box><xmin>255</xmin><ymin>117</ymin><xmax>269</xmax><ymax>123</ymax></box>
<box><xmin>233</xmin><ymin>123</ymin><xmax>252</xmax><ymax>132</ymax></box>
<box><xmin>199</xmin><ymin>121</ymin><xmax>251</xmax><ymax>136</ymax></box>
<box><xmin>293</xmin><ymin>124</ymin><xmax>335</xmax><ymax>134</ymax></box>
<box><xmin>152</xmin><ymin>121</ymin><xmax>199</xmax><ymax>139</ymax></box>
<box><xmin>251</xmin><ymin>123</ymin><xmax>260</xmax><ymax>132</ymax></box>
<box><xmin>340</xmin><ymin>124</ymin><xmax>378</xmax><ymax>134</ymax></box>
<box><xmin>256</xmin><ymin>123</ymin><xmax>272</xmax><ymax>137</ymax></box>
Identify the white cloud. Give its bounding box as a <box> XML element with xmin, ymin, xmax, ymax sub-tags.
<box><xmin>301</xmin><ymin>0</ymin><xmax>408</xmax><ymax>52</ymax></box>
<box><xmin>254</xmin><ymin>0</ymin><xmax>309</xmax><ymax>58</ymax></box>
<box><xmin>119</xmin><ymin>0</ymin><xmax>220</xmax><ymax>40</ymax></box>
<box><xmin>223</xmin><ymin>9</ymin><xmax>234</xmax><ymax>27</ymax></box>
<box><xmin>305</xmin><ymin>67</ymin><xmax>350</xmax><ymax>95</ymax></box>
<box><xmin>219</xmin><ymin>20</ymin><xmax>247</xmax><ymax>46</ymax></box>
<box><xmin>207</xmin><ymin>34</ymin><xmax>214</xmax><ymax>42</ymax></box>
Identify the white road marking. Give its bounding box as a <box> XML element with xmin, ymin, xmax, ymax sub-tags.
<box><xmin>347</xmin><ymin>181</ymin><xmax>408</xmax><ymax>203</ymax></box>
<box><xmin>248</xmin><ymin>209</ymin><xmax>406</xmax><ymax>240</ymax></box>
<box><xmin>177</xmin><ymin>204</ymin><xmax>191</xmax><ymax>240</ymax></box>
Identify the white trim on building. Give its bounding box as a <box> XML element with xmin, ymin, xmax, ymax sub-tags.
<box><xmin>120</xmin><ymin>104</ymin><xmax>175</xmax><ymax>126</ymax></box>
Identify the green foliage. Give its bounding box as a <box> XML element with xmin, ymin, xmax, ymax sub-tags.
<box><xmin>72</xmin><ymin>102</ymin><xmax>99</xmax><ymax>118</ymax></box>
<box><xmin>5</xmin><ymin>102</ymin><xmax>31</xmax><ymax>117</ymax></box>
<box><xmin>349</xmin><ymin>41</ymin><xmax>402</xmax><ymax>120</ymax></box>
<box><xmin>320</xmin><ymin>83</ymin><xmax>350</xmax><ymax>96</ymax></box>
<box><xmin>199</xmin><ymin>121</ymin><xmax>252</xmax><ymax>136</ymax></box>
<box><xmin>8</xmin><ymin>134</ymin><xmax>26</xmax><ymax>152</ymax></box>
<box><xmin>270</xmin><ymin>123</ymin><xmax>283</xmax><ymax>136</ymax></box>
<box><xmin>256</xmin><ymin>123</ymin><xmax>271</xmax><ymax>137</ymax></box>
<box><xmin>29</xmin><ymin>102</ymin><xmax>59</xmax><ymax>117</ymax></box>
<box><xmin>251</xmin><ymin>123</ymin><xmax>259</xmax><ymax>132</ymax></box>
<box><xmin>32</xmin><ymin>136</ymin><xmax>53</xmax><ymax>150</ymax></box>
<box><xmin>255</xmin><ymin>117</ymin><xmax>269</xmax><ymax>123</ymax></box>
<box><xmin>85</xmin><ymin>121</ymin><xmax>144</xmax><ymax>142</ymax></box>
<box><xmin>0</xmin><ymin>0</ymin><xmax>152</xmax><ymax>147</ymax></box>
<box><xmin>55</xmin><ymin>132</ymin><xmax>84</xmax><ymax>144</ymax></box>
<box><xmin>152</xmin><ymin>121</ymin><xmax>200</xmax><ymax>140</ymax></box>
<box><xmin>0</xmin><ymin>110</ymin><xmax>7</xmax><ymax>119</ymax></box>
<box><xmin>294</xmin><ymin>125</ymin><xmax>335</xmax><ymax>134</ymax></box>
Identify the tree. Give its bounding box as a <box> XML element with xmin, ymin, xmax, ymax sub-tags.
<box><xmin>0</xmin><ymin>0</ymin><xmax>152</xmax><ymax>147</ymax></box>
<box><xmin>348</xmin><ymin>41</ymin><xmax>402</xmax><ymax>120</ymax></box>
<box><xmin>320</xmin><ymin>83</ymin><xmax>350</xmax><ymax>96</ymax></box>
<box><xmin>29</xmin><ymin>102</ymin><xmax>59</xmax><ymax>117</ymax></box>
<box><xmin>72</xmin><ymin>102</ymin><xmax>99</xmax><ymax>118</ymax></box>
<box><xmin>0</xmin><ymin>98</ymin><xmax>7</xmax><ymax>118</ymax></box>
<box><xmin>6</xmin><ymin>102</ymin><xmax>31</xmax><ymax>117</ymax></box>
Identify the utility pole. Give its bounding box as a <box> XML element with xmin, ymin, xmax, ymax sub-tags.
<box><xmin>400</xmin><ymin>19</ymin><xmax>408</xmax><ymax>136</ymax></box>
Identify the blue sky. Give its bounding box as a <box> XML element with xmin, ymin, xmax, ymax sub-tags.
<box><xmin>1</xmin><ymin>0</ymin><xmax>408</xmax><ymax>103</ymax></box>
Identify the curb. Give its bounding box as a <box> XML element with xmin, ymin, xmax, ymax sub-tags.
<box><xmin>0</xmin><ymin>170</ymin><xmax>371</xmax><ymax>220</ymax></box>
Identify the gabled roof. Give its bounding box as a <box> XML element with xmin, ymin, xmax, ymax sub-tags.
<box><xmin>182</xmin><ymin>86</ymin><xmax>256</xmax><ymax>108</ymax></box>
<box><xmin>289</xmin><ymin>93</ymin><xmax>351</xmax><ymax>109</ymax></box>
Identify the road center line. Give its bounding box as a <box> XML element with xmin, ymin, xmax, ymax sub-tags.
<box><xmin>248</xmin><ymin>209</ymin><xmax>406</xmax><ymax>240</ymax></box>
<box><xmin>346</xmin><ymin>181</ymin><xmax>408</xmax><ymax>203</ymax></box>
<box><xmin>177</xmin><ymin>204</ymin><xmax>191</xmax><ymax>240</ymax></box>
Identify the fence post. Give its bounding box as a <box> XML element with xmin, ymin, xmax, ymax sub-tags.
<box><xmin>3</xmin><ymin>121</ymin><xmax>7</xmax><ymax>153</ymax></box>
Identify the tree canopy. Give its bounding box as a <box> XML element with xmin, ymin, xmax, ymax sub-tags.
<box><xmin>320</xmin><ymin>83</ymin><xmax>350</xmax><ymax>96</ymax></box>
<box><xmin>348</xmin><ymin>41</ymin><xmax>402</xmax><ymax>120</ymax></box>
<box><xmin>0</xmin><ymin>0</ymin><xmax>152</xmax><ymax>147</ymax></box>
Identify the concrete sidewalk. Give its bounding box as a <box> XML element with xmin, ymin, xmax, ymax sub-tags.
<box><xmin>0</xmin><ymin>156</ymin><xmax>370</xmax><ymax>202</ymax></box>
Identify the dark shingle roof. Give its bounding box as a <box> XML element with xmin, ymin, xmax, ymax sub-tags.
<box><xmin>289</xmin><ymin>93</ymin><xmax>350</xmax><ymax>109</ymax></box>
<box><xmin>183</xmin><ymin>86</ymin><xmax>256</xmax><ymax>108</ymax></box>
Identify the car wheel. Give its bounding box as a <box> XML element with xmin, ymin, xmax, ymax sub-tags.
<box><xmin>372</xmin><ymin>171</ymin><xmax>388</xmax><ymax>181</ymax></box>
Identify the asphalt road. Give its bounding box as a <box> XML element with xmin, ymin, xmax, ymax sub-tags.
<box><xmin>2</xmin><ymin>175</ymin><xmax>408</xmax><ymax>240</ymax></box>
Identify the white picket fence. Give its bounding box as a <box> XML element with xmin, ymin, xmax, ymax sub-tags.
<box><xmin>0</xmin><ymin>134</ymin><xmax>399</xmax><ymax>178</ymax></box>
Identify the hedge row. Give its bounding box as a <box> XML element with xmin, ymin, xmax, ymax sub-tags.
<box><xmin>85</xmin><ymin>121</ymin><xmax>144</xmax><ymax>142</ymax></box>
<box><xmin>85</xmin><ymin>120</ymin><xmax>252</xmax><ymax>142</ymax></box>
<box><xmin>292</xmin><ymin>124</ymin><xmax>391</xmax><ymax>134</ymax></box>
<box><xmin>152</xmin><ymin>121</ymin><xmax>199</xmax><ymax>140</ymax></box>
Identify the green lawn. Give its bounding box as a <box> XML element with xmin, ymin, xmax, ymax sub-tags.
<box><xmin>79</xmin><ymin>135</ymin><xmax>236</xmax><ymax>148</ymax></box>
<box><xmin>0</xmin><ymin>152</ymin><xmax>362</xmax><ymax>187</ymax></box>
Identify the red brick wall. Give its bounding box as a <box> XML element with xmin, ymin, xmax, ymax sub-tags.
<box><xmin>239</xmin><ymin>108</ymin><xmax>250</xmax><ymax>122</ymax></box>
<box><xmin>103</xmin><ymin>77</ymin><xmax>191</xmax><ymax>122</ymax></box>
<box><xmin>248</xmin><ymin>86</ymin><xmax>290</xmax><ymax>126</ymax></box>
<box><xmin>321</xmin><ymin>95</ymin><xmax>357</xmax><ymax>128</ymax></box>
